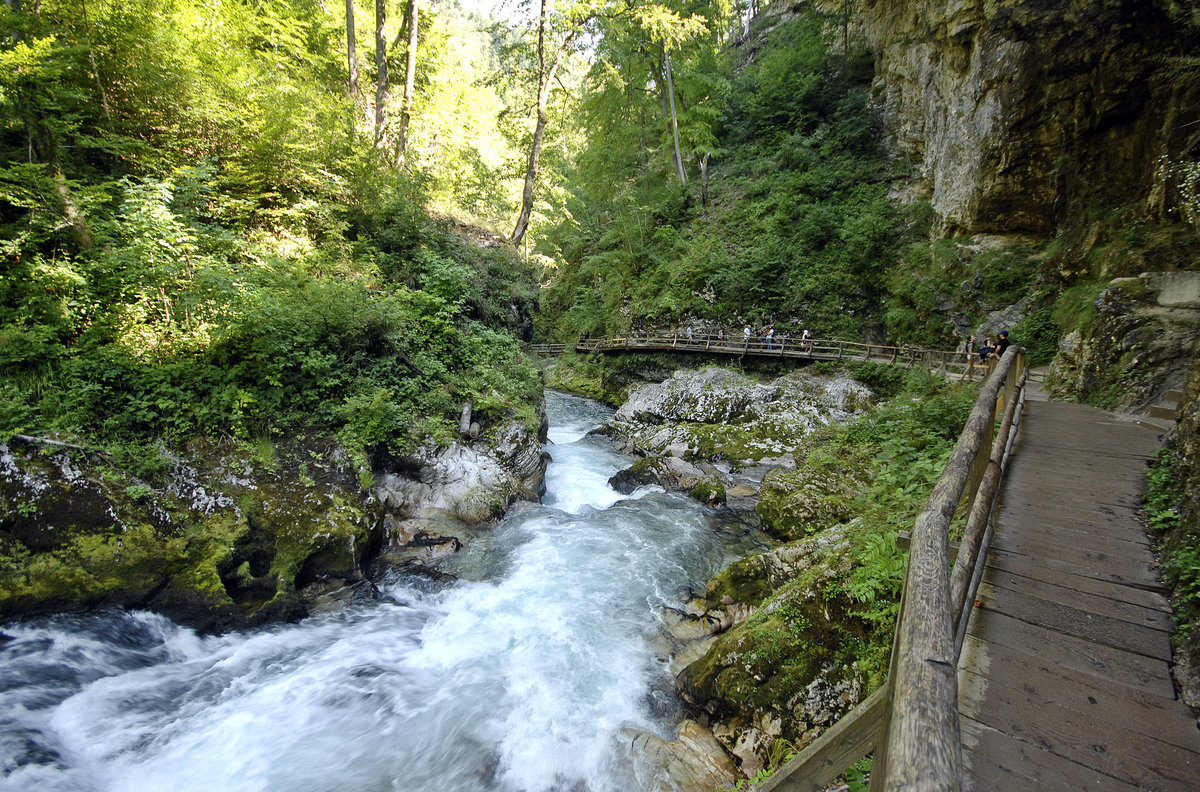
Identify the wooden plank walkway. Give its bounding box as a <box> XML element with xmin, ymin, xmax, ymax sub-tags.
<box><xmin>958</xmin><ymin>399</ymin><xmax>1200</xmax><ymax>790</ymax></box>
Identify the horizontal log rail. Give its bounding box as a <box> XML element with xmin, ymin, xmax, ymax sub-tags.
<box><xmin>759</xmin><ymin>348</ymin><xmax>1027</xmax><ymax>792</ymax></box>
<box><xmin>528</xmin><ymin>330</ymin><xmax>984</xmax><ymax>379</ymax></box>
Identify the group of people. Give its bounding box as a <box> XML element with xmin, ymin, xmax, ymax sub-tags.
<box><xmin>962</xmin><ymin>329</ymin><xmax>1011</xmax><ymax>373</ymax></box>
<box><xmin>676</xmin><ymin>325</ymin><xmax>813</xmax><ymax>352</ymax></box>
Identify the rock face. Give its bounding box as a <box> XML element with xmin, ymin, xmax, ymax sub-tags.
<box><xmin>1165</xmin><ymin>339</ymin><xmax>1200</xmax><ymax>714</ymax></box>
<box><xmin>858</xmin><ymin>0</ymin><xmax>1200</xmax><ymax>236</ymax></box>
<box><xmin>1048</xmin><ymin>271</ymin><xmax>1200</xmax><ymax>409</ymax></box>
<box><xmin>0</xmin><ymin>415</ymin><xmax>548</xmax><ymax>631</ymax></box>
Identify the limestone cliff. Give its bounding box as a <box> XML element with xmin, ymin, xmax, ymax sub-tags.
<box><xmin>857</xmin><ymin>0</ymin><xmax>1200</xmax><ymax>237</ymax></box>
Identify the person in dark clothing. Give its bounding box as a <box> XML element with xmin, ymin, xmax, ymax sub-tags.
<box><xmin>995</xmin><ymin>329</ymin><xmax>1010</xmax><ymax>356</ymax></box>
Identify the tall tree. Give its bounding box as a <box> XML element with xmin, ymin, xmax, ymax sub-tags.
<box><xmin>506</xmin><ymin>0</ymin><xmax>710</xmax><ymax>247</ymax></box>
<box><xmin>510</xmin><ymin>0</ymin><xmax>583</xmax><ymax>248</ymax></box>
<box><xmin>663</xmin><ymin>47</ymin><xmax>685</xmax><ymax>185</ymax></box>
<box><xmin>346</xmin><ymin>0</ymin><xmax>360</xmax><ymax>98</ymax></box>
<box><xmin>396</xmin><ymin>0</ymin><xmax>419</xmax><ymax>166</ymax></box>
<box><xmin>374</xmin><ymin>0</ymin><xmax>388</xmax><ymax>145</ymax></box>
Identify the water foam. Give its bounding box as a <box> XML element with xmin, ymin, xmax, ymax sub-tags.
<box><xmin>0</xmin><ymin>392</ymin><xmax>752</xmax><ymax>792</ymax></box>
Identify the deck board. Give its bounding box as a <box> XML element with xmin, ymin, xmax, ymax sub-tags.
<box><xmin>959</xmin><ymin>398</ymin><xmax>1200</xmax><ymax>792</ymax></box>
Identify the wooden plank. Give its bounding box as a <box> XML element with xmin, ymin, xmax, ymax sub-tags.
<box><xmin>959</xmin><ymin>634</ymin><xmax>1197</xmax><ymax>750</ymax></box>
<box><xmin>982</xmin><ymin>552</ymin><xmax>1172</xmax><ymax>613</ymax></box>
<box><xmin>985</xmin><ymin>533</ymin><xmax>1160</xmax><ymax>588</ymax></box>
<box><xmin>972</xmin><ymin>581</ymin><xmax>1170</xmax><ymax>660</ymax></box>
<box><xmin>998</xmin><ymin>485</ymin><xmax>1147</xmax><ymax>513</ymax></box>
<box><xmin>990</xmin><ymin>513</ymin><xmax>1158</xmax><ymax>568</ymax></box>
<box><xmin>979</xmin><ymin>569</ymin><xmax>1173</xmax><ymax>632</ymax></box>
<box><xmin>961</xmin><ymin>716</ymin><xmax>1143</xmax><ymax>792</ymax></box>
<box><xmin>996</xmin><ymin>509</ymin><xmax>1155</xmax><ymax>551</ymax></box>
<box><xmin>964</xmin><ymin>608</ymin><xmax>1175</xmax><ymax>699</ymax></box>
<box><xmin>987</xmin><ymin>545</ymin><xmax>1166</xmax><ymax>593</ymax></box>
<box><xmin>994</xmin><ymin>505</ymin><xmax>1154</xmax><ymax>545</ymax></box>
<box><xmin>1004</xmin><ymin>457</ymin><xmax>1151</xmax><ymax>483</ymax></box>
<box><xmin>958</xmin><ymin>664</ymin><xmax>1200</xmax><ymax>791</ymax></box>
<box><xmin>997</xmin><ymin>493</ymin><xmax>1145</xmax><ymax>522</ymax></box>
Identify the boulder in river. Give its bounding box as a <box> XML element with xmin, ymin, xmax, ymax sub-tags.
<box><xmin>623</xmin><ymin>719</ymin><xmax>738</xmax><ymax>792</ymax></box>
<box><xmin>603</xmin><ymin>367</ymin><xmax>872</xmax><ymax>499</ymax></box>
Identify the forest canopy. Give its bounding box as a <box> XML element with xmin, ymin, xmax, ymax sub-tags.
<box><xmin>0</xmin><ymin>0</ymin><xmax>551</xmax><ymax>458</ymax></box>
<box><xmin>1</xmin><ymin>0</ymin><xmax>1056</xmax><ymax>459</ymax></box>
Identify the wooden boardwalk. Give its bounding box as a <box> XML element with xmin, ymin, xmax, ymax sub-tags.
<box><xmin>958</xmin><ymin>399</ymin><xmax>1200</xmax><ymax>790</ymax></box>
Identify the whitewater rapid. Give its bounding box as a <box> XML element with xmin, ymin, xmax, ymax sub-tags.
<box><xmin>0</xmin><ymin>391</ymin><xmax>763</xmax><ymax>792</ymax></box>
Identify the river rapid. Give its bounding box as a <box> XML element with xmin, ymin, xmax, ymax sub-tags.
<box><xmin>0</xmin><ymin>391</ymin><xmax>766</xmax><ymax>792</ymax></box>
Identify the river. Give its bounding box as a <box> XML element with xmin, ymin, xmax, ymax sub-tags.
<box><xmin>0</xmin><ymin>391</ymin><xmax>766</xmax><ymax>792</ymax></box>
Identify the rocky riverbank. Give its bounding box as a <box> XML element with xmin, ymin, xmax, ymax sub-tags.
<box><xmin>0</xmin><ymin>412</ymin><xmax>548</xmax><ymax>633</ymax></box>
<box><xmin>589</xmin><ymin>365</ymin><xmax>896</xmax><ymax>783</ymax></box>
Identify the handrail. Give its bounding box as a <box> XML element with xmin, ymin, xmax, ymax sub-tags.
<box><xmin>759</xmin><ymin>348</ymin><xmax>1027</xmax><ymax>792</ymax></box>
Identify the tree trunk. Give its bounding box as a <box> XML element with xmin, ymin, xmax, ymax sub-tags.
<box><xmin>663</xmin><ymin>49</ymin><xmax>686</xmax><ymax>186</ymax></box>
<box><xmin>374</xmin><ymin>0</ymin><xmax>387</xmax><ymax>146</ymax></box>
<box><xmin>396</xmin><ymin>0</ymin><xmax>419</xmax><ymax>166</ymax></box>
<box><xmin>346</xmin><ymin>0</ymin><xmax>360</xmax><ymax>98</ymax></box>
<box><xmin>80</xmin><ymin>0</ymin><xmax>111</xmax><ymax>122</ymax></box>
<box><xmin>26</xmin><ymin>116</ymin><xmax>94</xmax><ymax>249</ymax></box>
<box><xmin>511</xmin><ymin>81</ymin><xmax>552</xmax><ymax>248</ymax></box>
<box><xmin>511</xmin><ymin>0</ymin><xmax>562</xmax><ymax>248</ymax></box>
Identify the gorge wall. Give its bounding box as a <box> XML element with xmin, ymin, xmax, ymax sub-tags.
<box><xmin>857</xmin><ymin>0</ymin><xmax>1199</xmax><ymax>239</ymax></box>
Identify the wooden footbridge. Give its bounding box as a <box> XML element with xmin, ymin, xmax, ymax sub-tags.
<box><xmin>529</xmin><ymin>330</ymin><xmax>977</xmax><ymax>378</ymax></box>
<box><xmin>537</xmin><ymin>335</ymin><xmax>1199</xmax><ymax>788</ymax></box>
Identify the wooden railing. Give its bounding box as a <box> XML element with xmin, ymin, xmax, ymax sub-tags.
<box><xmin>758</xmin><ymin>348</ymin><xmax>1028</xmax><ymax>792</ymax></box>
<box><xmin>528</xmin><ymin>331</ymin><xmax>978</xmax><ymax>379</ymax></box>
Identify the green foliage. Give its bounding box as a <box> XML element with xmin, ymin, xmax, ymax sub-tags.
<box><xmin>1053</xmin><ymin>280</ymin><xmax>1107</xmax><ymax>337</ymax></box>
<box><xmin>0</xmin><ymin>2</ymin><xmax>543</xmax><ymax>463</ymax></box>
<box><xmin>843</xmin><ymin>756</ymin><xmax>873</xmax><ymax>792</ymax></box>
<box><xmin>1145</xmin><ymin>450</ymin><xmax>1200</xmax><ymax>659</ymax></box>
<box><xmin>1146</xmin><ymin>451</ymin><xmax>1183</xmax><ymax>536</ymax></box>
<box><xmin>836</xmin><ymin>381</ymin><xmax>976</xmax><ymax>622</ymax></box>
<box><xmin>1011</xmin><ymin>303</ymin><xmax>1058</xmax><ymax>366</ymax></box>
<box><xmin>884</xmin><ymin>237</ymin><xmax>1046</xmax><ymax>346</ymax></box>
<box><xmin>539</xmin><ymin>10</ymin><xmax>898</xmax><ymax>341</ymax></box>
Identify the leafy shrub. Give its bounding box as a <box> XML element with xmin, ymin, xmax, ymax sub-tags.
<box><xmin>1011</xmin><ymin>305</ymin><xmax>1058</xmax><ymax>366</ymax></box>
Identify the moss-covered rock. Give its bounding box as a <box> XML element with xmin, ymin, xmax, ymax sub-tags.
<box><xmin>0</xmin><ymin>437</ymin><xmax>384</xmax><ymax>631</ymax></box>
<box><xmin>1048</xmin><ymin>272</ymin><xmax>1200</xmax><ymax>410</ymax></box>
<box><xmin>677</xmin><ymin>530</ymin><xmax>872</xmax><ymax>771</ymax></box>
<box><xmin>690</xmin><ymin>477</ymin><xmax>726</xmax><ymax>506</ymax></box>
<box><xmin>606</xmin><ymin>368</ymin><xmax>872</xmax><ymax>470</ymax></box>
<box><xmin>755</xmin><ymin>437</ymin><xmax>873</xmax><ymax>541</ymax></box>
